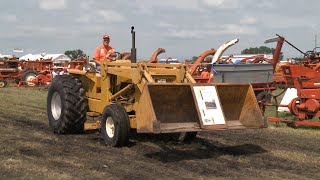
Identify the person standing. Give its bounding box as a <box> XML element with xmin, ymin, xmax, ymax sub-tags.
<box><xmin>201</xmin><ymin>67</ymin><xmax>210</xmax><ymax>78</ymax></box>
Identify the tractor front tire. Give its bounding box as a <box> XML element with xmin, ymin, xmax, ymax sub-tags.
<box><xmin>47</xmin><ymin>75</ymin><xmax>87</xmax><ymax>134</ymax></box>
<box><xmin>0</xmin><ymin>79</ymin><xmax>7</xmax><ymax>88</ymax></box>
<box><xmin>101</xmin><ymin>104</ymin><xmax>130</xmax><ymax>147</ymax></box>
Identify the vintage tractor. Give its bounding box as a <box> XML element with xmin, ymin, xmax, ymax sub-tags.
<box><xmin>19</xmin><ymin>59</ymin><xmax>53</xmax><ymax>86</ymax></box>
<box><xmin>46</xmin><ymin>27</ymin><xmax>266</xmax><ymax>147</ymax></box>
<box><xmin>0</xmin><ymin>58</ymin><xmax>54</xmax><ymax>87</ymax></box>
<box><xmin>18</xmin><ymin>57</ymin><xmax>88</xmax><ymax>87</ymax></box>
<box><xmin>0</xmin><ymin>58</ymin><xmax>22</xmax><ymax>87</ymax></box>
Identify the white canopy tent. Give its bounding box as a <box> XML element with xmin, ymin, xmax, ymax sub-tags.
<box><xmin>0</xmin><ymin>54</ymin><xmax>15</xmax><ymax>59</ymax></box>
<box><xmin>19</xmin><ymin>53</ymin><xmax>71</xmax><ymax>63</ymax></box>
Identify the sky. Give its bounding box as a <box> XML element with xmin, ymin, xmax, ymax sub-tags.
<box><xmin>0</xmin><ymin>0</ymin><xmax>319</xmax><ymax>60</ymax></box>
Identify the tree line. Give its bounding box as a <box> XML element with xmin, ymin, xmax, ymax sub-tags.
<box><xmin>64</xmin><ymin>49</ymin><xmax>85</xmax><ymax>60</ymax></box>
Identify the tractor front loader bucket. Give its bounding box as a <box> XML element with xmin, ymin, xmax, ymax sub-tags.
<box><xmin>136</xmin><ymin>83</ymin><xmax>265</xmax><ymax>133</ymax></box>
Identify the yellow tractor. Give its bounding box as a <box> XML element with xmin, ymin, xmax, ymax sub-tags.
<box><xmin>47</xmin><ymin>27</ymin><xmax>266</xmax><ymax>146</ymax></box>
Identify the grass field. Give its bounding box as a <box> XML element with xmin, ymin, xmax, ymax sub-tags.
<box><xmin>0</xmin><ymin>86</ymin><xmax>320</xmax><ymax>179</ymax></box>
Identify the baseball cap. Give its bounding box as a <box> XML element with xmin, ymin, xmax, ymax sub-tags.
<box><xmin>102</xmin><ymin>35</ymin><xmax>110</xmax><ymax>39</ymax></box>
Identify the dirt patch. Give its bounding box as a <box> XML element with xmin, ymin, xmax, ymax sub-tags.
<box><xmin>0</xmin><ymin>87</ymin><xmax>320</xmax><ymax>179</ymax></box>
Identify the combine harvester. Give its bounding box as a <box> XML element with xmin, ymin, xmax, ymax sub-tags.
<box><xmin>46</xmin><ymin>27</ymin><xmax>266</xmax><ymax>147</ymax></box>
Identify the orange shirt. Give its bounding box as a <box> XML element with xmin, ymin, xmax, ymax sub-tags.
<box><xmin>201</xmin><ymin>71</ymin><xmax>210</xmax><ymax>78</ymax></box>
<box><xmin>93</xmin><ymin>44</ymin><xmax>115</xmax><ymax>61</ymax></box>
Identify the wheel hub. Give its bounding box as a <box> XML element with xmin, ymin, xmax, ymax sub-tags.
<box><xmin>0</xmin><ymin>81</ymin><xmax>5</xmax><ymax>88</ymax></box>
<box><xmin>51</xmin><ymin>92</ymin><xmax>62</xmax><ymax>120</ymax></box>
<box><xmin>106</xmin><ymin>117</ymin><xmax>115</xmax><ymax>138</ymax></box>
<box><xmin>26</xmin><ymin>75</ymin><xmax>36</xmax><ymax>86</ymax></box>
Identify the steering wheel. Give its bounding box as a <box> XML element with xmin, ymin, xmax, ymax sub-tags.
<box><xmin>304</xmin><ymin>51</ymin><xmax>316</xmax><ymax>59</ymax></box>
<box><xmin>110</xmin><ymin>52</ymin><xmax>121</xmax><ymax>61</ymax></box>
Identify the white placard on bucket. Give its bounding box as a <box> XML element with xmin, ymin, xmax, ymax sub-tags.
<box><xmin>193</xmin><ymin>86</ymin><xmax>226</xmax><ymax>125</ymax></box>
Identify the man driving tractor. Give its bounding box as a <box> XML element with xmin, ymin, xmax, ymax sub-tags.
<box><xmin>93</xmin><ymin>35</ymin><xmax>115</xmax><ymax>71</ymax></box>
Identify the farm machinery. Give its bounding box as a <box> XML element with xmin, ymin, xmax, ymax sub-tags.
<box><xmin>267</xmin><ymin>63</ymin><xmax>320</xmax><ymax>127</ymax></box>
<box><xmin>0</xmin><ymin>58</ymin><xmax>22</xmax><ymax>87</ymax></box>
<box><xmin>19</xmin><ymin>59</ymin><xmax>54</xmax><ymax>87</ymax></box>
<box><xmin>1</xmin><ymin>57</ymin><xmax>89</xmax><ymax>87</ymax></box>
<box><xmin>46</xmin><ymin>27</ymin><xmax>265</xmax><ymax>147</ymax></box>
<box><xmin>66</xmin><ymin>55</ymin><xmax>89</xmax><ymax>70</ymax></box>
<box><xmin>263</xmin><ymin>35</ymin><xmax>320</xmax><ymax>126</ymax></box>
<box><xmin>187</xmin><ymin>39</ymin><xmax>277</xmax><ymax>102</ymax></box>
<box><xmin>0</xmin><ymin>58</ymin><xmax>54</xmax><ymax>87</ymax></box>
<box><xmin>18</xmin><ymin>56</ymin><xmax>88</xmax><ymax>87</ymax></box>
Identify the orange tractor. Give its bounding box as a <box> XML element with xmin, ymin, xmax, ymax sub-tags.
<box><xmin>0</xmin><ymin>55</ymin><xmax>90</xmax><ymax>88</ymax></box>
<box><xmin>0</xmin><ymin>58</ymin><xmax>22</xmax><ymax>87</ymax></box>
<box><xmin>18</xmin><ymin>56</ymin><xmax>89</xmax><ymax>87</ymax></box>
<box><xmin>19</xmin><ymin>59</ymin><xmax>53</xmax><ymax>87</ymax></box>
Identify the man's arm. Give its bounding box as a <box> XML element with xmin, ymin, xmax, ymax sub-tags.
<box><xmin>105</xmin><ymin>48</ymin><xmax>116</xmax><ymax>61</ymax></box>
<box><xmin>93</xmin><ymin>47</ymin><xmax>101</xmax><ymax>65</ymax></box>
<box><xmin>94</xmin><ymin>58</ymin><xmax>101</xmax><ymax>65</ymax></box>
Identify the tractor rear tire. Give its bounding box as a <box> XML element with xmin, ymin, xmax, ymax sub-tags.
<box><xmin>22</xmin><ymin>70</ymin><xmax>38</xmax><ymax>86</ymax></box>
<box><xmin>101</xmin><ymin>104</ymin><xmax>130</xmax><ymax>147</ymax></box>
<box><xmin>47</xmin><ymin>75</ymin><xmax>87</xmax><ymax>134</ymax></box>
<box><xmin>0</xmin><ymin>79</ymin><xmax>7</xmax><ymax>88</ymax></box>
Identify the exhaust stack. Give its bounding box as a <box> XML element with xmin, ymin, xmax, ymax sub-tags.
<box><xmin>131</xmin><ymin>26</ymin><xmax>137</xmax><ymax>63</ymax></box>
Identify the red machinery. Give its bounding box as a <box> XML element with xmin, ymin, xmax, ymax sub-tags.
<box><xmin>0</xmin><ymin>55</ymin><xmax>91</xmax><ymax>87</ymax></box>
<box><xmin>282</xmin><ymin>65</ymin><xmax>320</xmax><ymax>119</ymax></box>
<box><xmin>263</xmin><ymin>34</ymin><xmax>287</xmax><ymax>89</ymax></box>
<box><xmin>267</xmin><ymin>64</ymin><xmax>320</xmax><ymax>127</ymax></box>
<box><xmin>19</xmin><ymin>57</ymin><xmax>88</xmax><ymax>87</ymax></box>
<box><xmin>0</xmin><ymin>58</ymin><xmax>22</xmax><ymax>87</ymax></box>
<box><xmin>18</xmin><ymin>59</ymin><xmax>53</xmax><ymax>86</ymax></box>
<box><xmin>66</xmin><ymin>56</ymin><xmax>89</xmax><ymax>70</ymax></box>
<box><xmin>188</xmin><ymin>39</ymin><xmax>277</xmax><ymax>101</ymax></box>
<box><xmin>0</xmin><ymin>58</ymin><xmax>54</xmax><ymax>87</ymax></box>
<box><xmin>17</xmin><ymin>70</ymin><xmax>52</xmax><ymax>88</ymax></box>
<box><xmin>265</xmin><ymin>35</ymin><xmax>320</xmax><ymax>127</ymax></box>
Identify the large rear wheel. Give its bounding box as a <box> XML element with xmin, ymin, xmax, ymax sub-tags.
<box><xmin>22</xmin><ymin>70</ymin><xmax>38</xmax><ymax>86</ymax></box>
<box><xmin>101</xmin><ymin>104</ymin><xmax>130</xmax><ymax>147</ymax></box>
<box><xmin>47</xmin><ymin>75</ymin><xmax>87</xmax><ymax>134</ymax></box>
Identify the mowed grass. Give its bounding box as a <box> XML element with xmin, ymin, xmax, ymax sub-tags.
<box><xmin>0</xmin><ymin>85</ymin><xmax>320</xmax><ymax>179</ymax></box>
